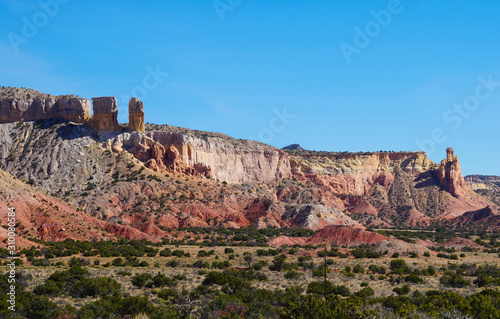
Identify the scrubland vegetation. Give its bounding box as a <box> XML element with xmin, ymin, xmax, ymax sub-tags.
<box><xmin>2</xmin><ymin>227</ymin><xmax>500</xmax><ymax>318</ymax></box>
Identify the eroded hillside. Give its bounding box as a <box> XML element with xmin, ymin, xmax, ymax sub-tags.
<box><xmin>0</xmin><ymin>89</ymin><xmax>497</xmax><ymax>246</ymax></box>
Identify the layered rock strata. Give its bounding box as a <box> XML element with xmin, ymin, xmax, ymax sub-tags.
<box><xmin>91</xmin><ymin>97</ymin><xmax>120</xmax><ymax>132</ymax></box>
<box><xmin>0</xmin><ymin>97</ymin><xmax>91</xmax><ymax>123</ymax></box>
<box><xmin>107</xmin><ymin>130</ymin><xmax>291</xmax><ymax>183</ymax></box>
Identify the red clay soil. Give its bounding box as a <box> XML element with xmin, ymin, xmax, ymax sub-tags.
<box><xmin>269</xmin><ymin>225</ymin><xmax>389</xmax><ymax>247</ymax></box>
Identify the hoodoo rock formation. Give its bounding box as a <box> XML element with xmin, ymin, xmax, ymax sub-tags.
<box><xmin>438</xmin><ymin>147</ymin><xmax>468</xmax><ymax>197</ymax></box>
<box><xmin>128</xmin><ymin>97</ymin><xmax>145</xmax><ymax>133</ymax></box>
<box><xmin>91</xmin><ymin>97</ymin><xmax>120</xmax><ymax>132</ymax></box>
<box><xmin>0</xmin><ymin>97</ymin><xmax>91</xmax><ymax>123</ymax></box>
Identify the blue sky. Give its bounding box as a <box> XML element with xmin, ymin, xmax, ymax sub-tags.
<box><xmin>1</xmin><ymin>0</ymin><xmax>499</xmax><ymax>175</ymax></box>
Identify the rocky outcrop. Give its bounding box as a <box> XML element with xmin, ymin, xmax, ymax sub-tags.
<box><xmin>438</xmin><ymin>148</ymin><xmax>468</xmax><ymax>197</ymax></box>
<box><xmin>0</xmin><ymin>97</ymin><xmax>91</xmax><ymax>123</ymax></box>
<box><xmin>146</xmin><ymin>131</ymin><xmax>291</xmax><ymax>183</ymax></box>
<box><xmin>373</xmin><ymin>239</ymin><xmax>432</xmax><ymax>256</ymax></box>
<box><xmin>465</xmin><ymin>175</ymin><xmax>500</xmax><ymax>191</ymax></box>
<box><xmin>448</xmin><ymin>206</ymin><xmax>500</xmax><ymax>230</ymax></box>
<box><xmin>128</xmin><ymin>97</ymin><xmax>145</xmax><ymax>133</ymax></box>
<box><xmin>282</xmin><ymin>144</ymin><xmax>304</xmax><ymax>151</ymax></box>
<box><xmin>106</xmin><ymin>129</ymin><xmax>291</xmax><ymax>183</ymax></box>
<box><xmin>269</xmin><ymin>225</ymin><xmax>388</xmax><ymax>247</ymax></box>
<box><xmin>281</xmin><ymin>204</ymin><xmax>359</xmax><ymax>230</ymax></box>
<box><xmin>112</xmin><ymin>129</ymin><xmax>292</xmax><ymax>183</ymax></box>
<box><xmin>289</xmin><ymin>151</ymin><xmax>435</xmax><ymax>196</ymax></box>
<box><xmin>103</xmin><ymin>132</ymin><xmax>212</xmax><ymax>177</ymax></box>
<box><xmin>91</xmin><ymin>97</ymin><xmax>120</xmax><ymax>132</ymax></box>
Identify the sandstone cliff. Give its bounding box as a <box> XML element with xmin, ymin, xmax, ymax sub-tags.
<box><xmin>286</xmin><ymin>148</ymin><xmax>491</xmax><ymax>224</ymax></box>
<box><xmin>91</xmin><ymin>97</ymin><xmax>120</xmax><ymax>132</ymax></box>
<box><xmin>0</xmin><ymin>97</ymin><xmax>91</xmax><ymax>124</ymax></box>
<box><xmin>465</xmin><ymin>175</ymin><xmax>500</xmax><ymax>191</ymax></box>
<box><xmin>0</xmin><ymin>87</ymin><xmax>496</xmax><ymax>239</ymax></box>
<box><xmin>105</xmin><ymin>127</ymin><xmax>291</xmax><ymax>183</ymax></box>
<box><xmin>288</xmin><ymin>151</ymin><xmax>435</xmax><ymax>196</ymax></box>
<box><xmin>147</xmin><ymin>131</ymin><xmax>291</xmax><ymax>183</ymax></box>
<box><xmin>128</xmin><ymin>97</ymin><xmax>145</xmax><ymax>133</ymax></box>
<box><xmin>465</xmin><ymin>175</ymin><xmax>500</xmax><ymax>207</ymax></box>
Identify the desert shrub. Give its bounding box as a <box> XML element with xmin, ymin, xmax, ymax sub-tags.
<box><xmin>151</xmin><ymin>272</ymin><xmax>177</xmax><ymax>288</ymax></box>
<box><xmin>355</xmin><ymin>286</ymin><xmax>374</xmax><ymax>299</ymax></box>
<box><xmin>33</xmin><ymin>266</ymin><xmax>121</xmax><ymax>298</ymax></box>
<box><xmin>306</xmin><ymin>281</ymin><xmax>351</xmax><ymax>297</ymax></box>
<box><xmin>285</xmin><ymin>270</ymin><xmax>302</xmax><ymax>280</ymax></box>
<box><xmin>393</xmin><ymin>285</ymin><xmax>411</xmax><ymax>296</ymax></box>
<box><xmin>211</xmin><ymin>260</ymin><xmax>231</xmax><ymax>269</ymax></box>
<box><xmin>197</xmin><ymin>249</ymin><xmax>215</xmax><ymax>257</ymax></box>
<box><xmin>112</xmin><ymin>257</ymin><xmax>124</xmax><ymax>267</ymax></box>
<box><xmin>131</xmin><ymin>273</ymin><xmax>153</xmax><ymax>288</ymax></box>
<box><xmin>440</xmin><ymin>272</ymin><xmax>470</xmax><ymax>288</ymax></box>
<box><xmin>159</xmin><ymin>248</ymin><xmax>172</xmax><ymax>257</ymax></box>
<box><xmin>353</xmin><ymin>264</ymin><xmax>365</xmax><ymax>274</ymax></box>
<box><xmin>312</xmin><ymin>264</ymin><xmax>331</xmax><ymax>277</ymax></box>
<box><xmin>172</xmin><ymin>249</ymin><xmax>187</xmax><ymax>257</ymax></box>
<box><xmin>390</xmin><ymin>259</ymin><xmax>410</xmax><ymax>275</ymax></box>
<box><xmin>369</xmin><ymin>265</ymin><xmax>386</xmax><ymax>275</ymax></box>
<box><xmin>192</xmin><ymin>260</ymin><xmax>210</xmax><ymax>268</ymax></box>
<box><xmin>32</xmin><ymin>258</ymin><xmax>51</xmax><ymax>267</ymax></box>
<box><xmin>269</xmin><ymin>254</ymin><xmax>288</xmax><ymax>272</ymax></box>
<box><xmin>405</xmin><ymin>273</ymin><xmax>424</xmax><ymax>284</ymax></box>
<box><xmin>351</xmin><ymin>247</ymin><xmax>381</xmax><ymax>258</ymax></box>
<box><xmin>166</xmin><ymin>260</ymin><xmax>179</xmax><ymax>267</ymax></box>
<box><xmin>157</xmin><ymin>288</ymin><xmax>179</xmax><ymax>301</ymax></box>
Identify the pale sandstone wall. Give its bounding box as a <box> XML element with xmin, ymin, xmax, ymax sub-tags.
<box><xmin>0</xmin><ymin>97</ymin><xmax>91</xmax><ymax>123</ymax></box>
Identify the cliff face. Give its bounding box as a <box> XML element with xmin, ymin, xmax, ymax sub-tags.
<box><xmin>0</xmin><ymin>97</ymin><xmax>91</xmax><ymax>123</ymax></box>
<box><xmin>91</xmin><ymin>97</ymin><xmax>120</xmax><ymax>132</ymax></box>
<box><xmin>105</xmin><ymin>129</ymin><xmax>291</xmax><ymax>183</ymax></box>
<box><xmin>0</xmin><ymin>88</ymin><xmax>496</xmax><ymax>241</ymax></box>
<box><xmin>289</xmin><ymin>151</ymin><xmax>435</xmax><ymax>196</ymax></box>
<box><xmin>0</xmin><ymin>89</ymin><xmax>146</xmax><ymax>135</ymax></box>
<box><xmin>0</xmin><ymin>115</ymin><xmax>497</xmax><ymax>246</ymax></box>
<box><xmin>287</xmin><ymin>149</ymin><xmax>491</xmax><ymax>223</ymax></box>
<box><xmin>465</xmin><ymin>175</ymin><xmax>500</xmax><ymax>191</ymax></box>
<box><xmin>146</xmin><ymin>131</ymin><xmax>291</xmax><ymax>183</ymax></box>
<box><xmin>464</xmin><ymin>175</ymin><xmax>500</xmax><ymax>207</ymax></box>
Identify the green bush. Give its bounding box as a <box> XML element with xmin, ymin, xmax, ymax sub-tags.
<box><xmin>284</xmin><ymin>270</ymin><xmax>302</xmax><ymax>280</ymax></box>
<box><xmin>131</xmin><ymin>273</ymin><xmax>152</xmax><ymax>288</ymax></box>
<box><xmin>306</xmin><ymin>281</ymin><xmax>351</xmax><ymax>297</ymax></box>
<box><xmin>393</xmin><ymin>285</ymin><xmax>410</xmax><ymax>296</ymax></box>
<box><xmin>440</xmin><ymin>273</ymin><xmax>470</xmax><ymax>288</ymax></box>
<box><xmin>405</xmin><ymin>273</ymin><xmax>424</xmax><ymax>284</ymax></box>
